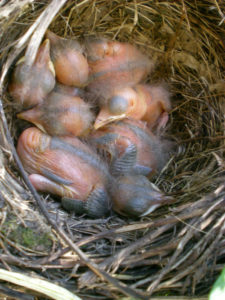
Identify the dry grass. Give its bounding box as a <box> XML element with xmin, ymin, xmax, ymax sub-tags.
<box><xmin>0</xmin><ymin>0</ymin><xmax>224</xmax><ymax>299</ymax></box>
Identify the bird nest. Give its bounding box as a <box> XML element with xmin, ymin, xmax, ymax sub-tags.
<box><xmin>0</xmin><ymin>1</ymin><xmax>224</xmax><ymax>299</ymax></box>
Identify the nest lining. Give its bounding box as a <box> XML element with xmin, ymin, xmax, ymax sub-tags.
<box><xmin>0</xmin><ymin>0</ymin><xmax>224</xmax><ymax>299</ymax></box>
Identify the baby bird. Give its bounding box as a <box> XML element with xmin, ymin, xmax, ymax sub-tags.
<box><xmin>17</xmin><ymin>127</ymin><xmax>111</xmax><ymax>217</ymax></box>
<box><xmin>8</xmin><ymin>39</ymin><xmax>55</xmax><ymax>108</ymax></box>
<box><xmin>17</xmin><ymin>91</ymin><xmax>94</xmax><ymax>137</ymax></box>
<box><xmin>85</xmin><ymin>38</ymin><xmax>154</xmax><ymax>101</ymax></box>
<box><xmin>92</xmin><ymin>119</ymin><xmax>172</xmax><ymax>177</ymax></box>
<box><xmin>46</xmin><ymin>30</ymin><xmax>89</xmax><ymax>87</ymax></box>
<box><xmin>94</xmin><ymin>84</ymin><xmax>171</xmax><ymax>131</ymax></box>
<box><xmin>53</xmin><ymin>82</ymin><xmax>83</xmax><ymax>98</ymax></box>
<box><xmin>111</xmin><ymin>174</ymin><xmax>173</xmax><ymax>217</ymax></box>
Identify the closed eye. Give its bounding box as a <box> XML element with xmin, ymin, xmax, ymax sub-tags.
<box><xmin>109</xmin><ymin>96</ymin><xmax>128</xmax><ymax>115</ymax></box>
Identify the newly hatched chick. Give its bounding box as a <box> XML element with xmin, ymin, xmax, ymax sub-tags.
<box><xmin>85</xmin><ymin>38</ymin><xmax>154</xmax><ymax>101</ymax></box>
<box><xmin>8</xmin><ymin>39</ymin><xmax>55</xmax><ymax>108</ymax></box>
<box><xmin>94</xmin><ymin>84</ymin><xmax>171</xmax><ymax>131</ymax></box>
<box><xmin>46</xmin><ymin>30</ymin><xmax>89</xmax><ymax>87</ymax></box>
<box><xmin>17</xmin><ymin>91</ymin><xmax>94</xmax><ymax>137</ymax></box>
<box><xmin>53</xmin><ymin>82</ymin><xmax>83</xmax><ymax>98</ymax></box>
<box><xmin>111</xmin><ymin>174</ymin><xmax>174</xmax><ymax>217</ymax></box>
<box><xmin>92</xmin><ymin>119</ymin><xmax>172</xmax><ymax>177</ymax></box>
<box><xmin>17</xmin><ymin>127</ymin><xmax>111</xmax><ymax>217</ymax></box>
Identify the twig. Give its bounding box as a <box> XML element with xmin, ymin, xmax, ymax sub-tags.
<box><xmin>0</xmin><ymin>268</ymin><xmax>81</xmax><ymax>300</ymax></box>
<box><xmin>0</xmin><ymin>283</ymin><xmax>34</xmax><ymax>300</ymax></box>
<box><xmin>0</xmin><ymin>93</ymin><xmax>147</xmax><ymax>300</ymax></box>
<box><xmin>0</xmin><ymin>1</ymin><xmax>149</xmax><ymax>297</ymax></box>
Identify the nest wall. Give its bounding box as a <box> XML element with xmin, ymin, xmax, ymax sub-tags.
<box><xmin>0</xmin><ymin>0</ymin><xmax>224</xmax><ymax>299</ymax></box>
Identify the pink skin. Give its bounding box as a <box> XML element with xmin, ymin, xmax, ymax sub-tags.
<box><xmin>92</xmin><ymin>119</ymin><xmax>170</xmax><ymax>176</ymax></box>
<box><xmin>17</xmin><ymin>91</ymin><xmax>94</xmax><ymax>137</ymax></box>
<box><xmin>86</xmin><ymin>39</ymin><xmax>154</xmax><ymax>100</ymax></box>
<box><xmin>111</xmin><ymin>174</ymin><xmax>174</xmax><ymax>217</ymax></box>
<box><xmin>137</xmin><ymin>84</ymin><xmax>171</xmax><ymax>130</ymax></box>
<box><xmin>17</xmin><ymin>127</ymin><xmax>108</xmax><ymax>201</ymax></box>
<box><xmin>94</xmin><ymin>84</ymin><xmax>171</xmax><ymax>131</ymax></box>
<box><xmin>46</xmin><ymin>30</ymin><xmax>89</xmax><ymax>87</ymax></box>
<box><xmin>53</xmin><ymin>83</ymin><xmax>82</xmax><ymax>97</ymax></box>
<box><xmin>29</xmin><ymin>174</ymin><xmax>68</xmax><ymax>197</ymax></box>
<box><xmin>9</xmin><ymin>39</ymin><xmax>55</xmax><ymax>108</ymax></box>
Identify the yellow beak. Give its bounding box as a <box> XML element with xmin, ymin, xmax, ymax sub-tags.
<box><xmin>94</xmin><ymin>108</ymin><xmax>127</xmax><ymax>130</ymax></box>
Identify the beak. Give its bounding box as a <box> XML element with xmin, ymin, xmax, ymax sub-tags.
<box><xmin>37</xmin><ymin>39</ymin><xmax>49</xmax><ymax>63</ymax></box>
<box><xmin>17</xmin><ymin>110</ymin><xmax>47</xmax><ymax>134</ymax></box>
<box><xmin>94</xmin><ymin>108</ymin><xmax>126</xmax><ymax>130</ymax></box>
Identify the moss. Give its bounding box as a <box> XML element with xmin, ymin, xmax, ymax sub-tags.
<box><xmin>2</xmin><ymin>218</ymin><xmax>53</xmax><ymax>251</ymax></box>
